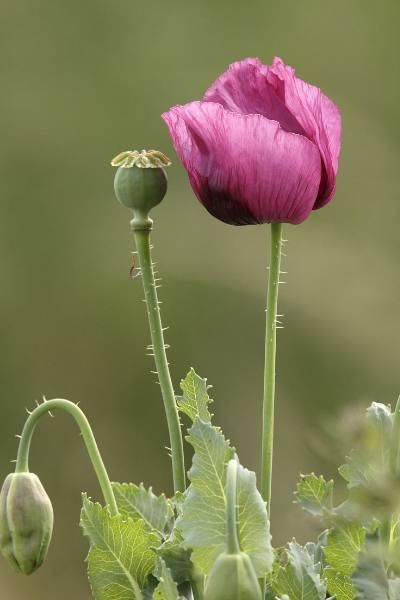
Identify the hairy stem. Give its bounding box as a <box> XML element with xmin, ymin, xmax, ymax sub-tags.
<box><xmin>261</xmin><ymin>223</ymin><xmax>283</xmax><ymax>511</ymax></box>
<box><xmin>15</xmin><ymin>398</ymin><xmax>118</xmax><ymax>516</ymax></box>
<box><xmin>133</xmin><ymin>224</ymin><xmax>186</xmax><ymax>493</ymax></box>
<box><xmin>226</xmin><ymin>459</ymin><xmax>240</xmax><ymax>554</ymax></box>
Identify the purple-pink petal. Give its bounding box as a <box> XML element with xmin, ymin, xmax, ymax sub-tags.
<box><xmin>270</xmin><ymin>57</ymin><xmax>341</xmax><ymax>208</ymax></box>
<box><xmin>203</xmin><ymin>58</ymin><xmax>306</xmax><ymax>136</ymax></box>
<box><xmin>203</xmin><ymin>57</ymin><xmax>341</xmax><ymax>210</ymax></box>
<box><xmin>162</xmin><ymin>101</ymin><xmax>322</xmax><ymax>225</ymax></box>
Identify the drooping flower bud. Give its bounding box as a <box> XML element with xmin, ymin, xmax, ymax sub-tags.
<box><xmin>204</xmin><ymin>551</ymin><xmax>262</xmax><ymax>600</ymax></box>
<box><xmin>0</xmin><ymin>473</ymin><xmax>54</xmax><ymax>575</ymax></box>
<box><xmin>111</xmin><ymin>150</ymin><xmax>171</xmax><ymax>229</ymax></box>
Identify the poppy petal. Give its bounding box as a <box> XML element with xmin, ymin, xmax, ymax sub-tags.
<box><xmin>203</xmin><ymin>58</ymin><xmax>305</xmax><ymax>136</ymax></box>
<box><xmin>270</xmin><ymin>57</ymin><xmax>341</xmax><ymax>207</ymax></box>
<box><xmin>162</xmin><ymin>101</ymin><xmax>322</xmax><ymax>225</ymax></box>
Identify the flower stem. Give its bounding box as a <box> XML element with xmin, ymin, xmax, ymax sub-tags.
<box><xmin>226</xmin><ymin>459</ymin><xmax>240</xmax><ymax>554</ymax></box>
<box><xmin>260</xmin><ymin>223</ymin><xmax>283</xmax><ymax>512</ymax></box>
<box><xmin>133</xmin><ymin>223</ymin><xmax>186</xmax><ymax>493</ymax></box>
<box><xmin>15</xmin><ymin>398</ymin><xmax>118</xmax><ymax>516</ymax></box>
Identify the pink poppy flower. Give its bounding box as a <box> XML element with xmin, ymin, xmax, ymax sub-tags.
<box><xmin>162</xmin><ymin>57</ymin><xmax>341</xmax><ymax>225</ymax></box>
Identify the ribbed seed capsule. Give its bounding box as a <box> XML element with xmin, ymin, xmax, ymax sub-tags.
<box><xmin>204</xmin><ymin>551</ymin><xmax>262</xmax><ymax>600</ymax></box>
<box><xmin>0</xmin><ymin>473</ymin><xmax>54</xmax><ymax>575</ymax></box>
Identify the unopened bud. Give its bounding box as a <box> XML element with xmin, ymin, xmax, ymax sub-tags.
<box><xmin>111</xmin><ymin>150</ymin><xmax>171</xmax><ymax>229</ymax></box>
<box><xmin>0</xmin><ymin>473</ymin><xmax>54</xmax><ymax>575</ymax></box>
<box><xmin>204</xmin><ymin>551</ymin><xmax>262</xmax><ymax>600</ymax></box>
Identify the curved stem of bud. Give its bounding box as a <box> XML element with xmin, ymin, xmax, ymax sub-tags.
<box><xmin>226</xmin><ymin>459</ymin><xmax>240</xmax><ymax>555</ymax></box>
<box><xmin>15</xmin><ymin>399</ymin><xmax>118</xmax><ymax>516</ymax></box>
<box><xmin>260</xmin><ymin>222</ymin><xmax>283</xmax><ymax>512</ymax></box>
<box><xmin>132</xmin><ymin>224</ymin><xmax>186</xmax><ymax>493</ymax></box>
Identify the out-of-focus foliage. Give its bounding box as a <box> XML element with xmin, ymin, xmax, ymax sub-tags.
<box><xmin>294</xmin><ymin>402</ymin><xmax>400</xmax><ymax>599</ymax></box>
<box><xmin>0</xmin><ymin>0</ymin><xmax>399</xmax><ymax>597</ymax></box>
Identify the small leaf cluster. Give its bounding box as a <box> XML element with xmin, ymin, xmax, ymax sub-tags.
<box><xmin>294</xmin><ymin>401</ymin><xmax>400</xmax><ymax>599</ymax></box>
<box><xmin>80</xmin><ymin>369</ymin><xmax>273</xmax><ymax>599</ymax></box>
<box><xmin>79</xmin><ymin>376</ymin><xmax>400</xmax><ymax>600</ymax></box>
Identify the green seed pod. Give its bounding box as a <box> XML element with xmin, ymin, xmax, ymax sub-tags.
<box><xmin>0</xmin><ymin>473</ymin><xmax>54</xmax><ymax>575</ymax></box>
<box><xmin>204</xmin><ymin>551</ymin><xmax>262</xmax><ymax>600</ymax></box>
<box><xmin>111</xmin><ymin>150</ymin><xmax>171</xmax><ymax>228</ymax></box>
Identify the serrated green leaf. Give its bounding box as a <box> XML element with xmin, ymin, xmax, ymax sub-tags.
<box><xmin>339</xmin><ymin>403</ymin><xmax>393</xmax><ymax>489</ymax></box>
<box><xmin>387</xmin><ymin>516</ymin><xmax>400</xmax><ymax>572</ymax></box>
<box><xmin>324</xmin><ymin>567</ymin><xmax>357</xmax><ymax>600</ymax></box>
<box><xmin>295</xmin><ymin>473</ymin><xmax>334</xmax><ymax>518</ymax></box>
<box><xmin>389</xmin><ymin>578</ymin><xmax>400</xmax><ymax>599</ymax></box>
<box><xmin>367</xmin><ymin>402</ymin><xmax>393</xmax><ymax>433</ymax></box>
<box><xmin>142</xmin><ymin>580</ymin><xmax>158</xmax><ymax>600</ymax></box>
<box><xmin>179</xmin><ymin>419</ymin><xmax>234</xmax><ymax>573</ymax></box>
<box><xmin>324</xmin><ymin>523</ymin><xmax>365</xmax><ymax>577</ymax></box>
<box><xmin>180</xmin><ymin>419</ymin><xmax>272</xmax><ymax>577</ymax></box>
<box><xmin>112</xmin><ymin>483</ymin><xmax>173</xmax><ymax>535</ymax></box>
<box><xmin>273</xmin><ymin>542</ymin><xmax>327</xmax><ymax>600</ymax></box>
<box><xmin>153</xmin><ymin>560</ymin><xmax>183</xmax><ymax>600</ymax></box>
<box><xmin>177</xmin><ymin>369</ymin><xmax>213</xmax><ymax>423</ymax></box>
<box><xmin>305</xmin><ymin>532</ymin><xmax>328</xmax><ymax>569</ymax></box>
<box><xmin>81</xmin><ymin>495</ymin><xmax>159</xmax><ymax>599</ymax></box>
<box><xmin>156</xmin><ymin>527</ymin><xmax>193</xmax><ymax>584</ymax></box>
<box><xmin>171</xmin><ymin>492</ymin><xmax>186</xmax><ymax>513</ymax></box>
<box><xmin>154</xmin><ymin>494</ymin><xmax>193</xmax><ymax>584</ymax></box>
<box><xmin>351</xmin><ymin>542</ymin><xmax>389</xmax><ymax>600</ymax></box>
<box><xmin>236</xmin><ymin>463</ymin><xmax>273</xmax><ymax>576</ymax></box>
<box><xmin>86</xmin><ymin>546</ymin><xmax>143</xmax><ymax>600</ymax></box>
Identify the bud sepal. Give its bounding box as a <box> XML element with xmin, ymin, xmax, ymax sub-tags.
<box><xmin>0</xmin><ymin>473</ymin><xmax>54</xmax><ymax>575</ymax></box>
<box><xmin>204</xmin><ymin>551</ymin><xmax>262</xmax><ymax>600</ymax></box>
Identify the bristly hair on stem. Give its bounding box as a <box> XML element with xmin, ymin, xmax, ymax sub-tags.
<box><xmin>132</xmin><ymin>225</ymin><xmax>186</xmax><ymax>493</ymax></box>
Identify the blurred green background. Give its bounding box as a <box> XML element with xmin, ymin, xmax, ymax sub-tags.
<box><xmin>0</xmin><ymin>0</ymin><xmax>399</xmax><ymax>597</ymax></box>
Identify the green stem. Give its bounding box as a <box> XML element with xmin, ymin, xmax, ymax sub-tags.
<box><xmin>391</xmin><ymin>396</ymin><xmax>400</xmax><ymax>474</ymax></box>
<box><xmin>260</xmin><ymin>223</ymin><xmax>283</xmax><ymax>512</ymax></box>
<box><xmin>191</xmin><ymin>574</ymin><xmax>204</xmax><ymax>600</ymax></box>
<box><xmin>133</xmin><ymin>224</ymin><xmax>186</xmax><ymax>493</ymax></box>
<box><xmin>380</xmin><ymin>517</ymin><xmax>392</xmax><ymax>554</ymax></box>
<box><xmin>15</xmin><ymin>398</ymin><xmax>118</xmax><ymax>516</ymax></box>
<box><xmin>226</xmin><ymin>459</ymin><xmax>240</xmax><ymax>554</ymax></box>
<box><xmin>387</xmin><ymin>396</ymin><xmax>400</xmax><ymax>570</ymax></box>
